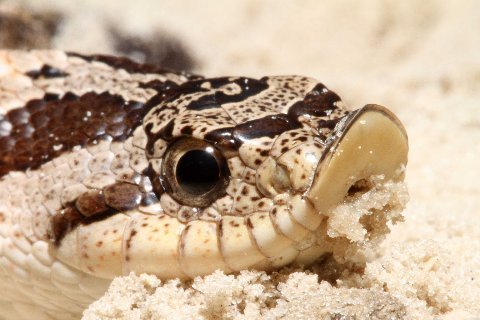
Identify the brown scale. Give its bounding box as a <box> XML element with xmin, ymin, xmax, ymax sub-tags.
<box><xmin>50</xmin><ymin>178</ymin><xmax>157</xmax><ymax>244</ymax></box>
<box><xmin>26</xmin><ymin>64</ymin><xmax>69</xmax><ymax>79</ymax></box>
<box><xmin>0</xmin><ymin>91</ymin><xmax>146</xmax><ymax>176</ymax></box>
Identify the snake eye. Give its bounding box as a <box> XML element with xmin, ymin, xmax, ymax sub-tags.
<box><xmin>161</xmin><ymin>138</ymin><xmax>230</xmax><ymax>207</ymax></box>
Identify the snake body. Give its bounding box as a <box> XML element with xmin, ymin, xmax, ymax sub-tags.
<box><xmin>0</xmin><ymin>50</ymin><xmax>408</xmax><ymax>319</ymax></box>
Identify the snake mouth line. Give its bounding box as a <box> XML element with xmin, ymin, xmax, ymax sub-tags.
<box><xmin>306</xmin><ymin>104</ymin><xmax>409</xmax><ymax>216</ymax></box>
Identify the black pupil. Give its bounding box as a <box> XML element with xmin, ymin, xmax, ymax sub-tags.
<box><xmin>176</xmin><ymin>149</ymin><xmax>220</xmax><ymax>195</ymax></box>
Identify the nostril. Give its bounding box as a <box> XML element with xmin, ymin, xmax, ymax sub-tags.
<box><xmin>347</xmin><ymin>178</ymin><xmax>374</xmax><ymax>197</ymax></box>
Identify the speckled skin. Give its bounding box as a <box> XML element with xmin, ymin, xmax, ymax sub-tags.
<box><xmin>0</xmin><ymin>50</ymin><xmax>408</xmax><ymax>320</ymax></box>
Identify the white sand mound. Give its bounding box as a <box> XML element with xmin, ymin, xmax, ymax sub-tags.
<box><xmin>83</xmin><ymin>270</ymin><xmax>407</xmax><ymax>320</ymax></box>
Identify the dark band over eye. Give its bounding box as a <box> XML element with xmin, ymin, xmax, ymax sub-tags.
<box><xmin>160</xmin><ymin>138</ymin><xmax>230</xmax><ymax>207</ymax></box>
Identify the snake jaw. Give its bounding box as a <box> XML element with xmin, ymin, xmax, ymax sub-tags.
<box><xmin>306</xmin><ymin>104</ymin><xmax>409</xmax><ymax>216</ymax></box>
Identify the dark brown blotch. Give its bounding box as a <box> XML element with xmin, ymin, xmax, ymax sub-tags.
<box><xmin>318</xmin><ymin>118</ymin><xmax>342</xmax><ymax>130</ymax></box>
<box><xmin>180</xmin><ymin>126</ymin><xmax>193</xmax><ymax>135</ymax></box>
<box><xmin>234</xmin><ymin>114</ymin><xmax>302</xmax><ymax>143</ymax></box>
<box><xmin>75</xmin><ymin>190</ymin><xmax>109</xmax><ymax>217</ymax></box>
<box><xmin>50</xmin><ymin>207</ymin><xmax>83</xmax><ymax>244</ymax></box>
<box><xmin>0</xmin><ymin>91</ymin><xmax>147</xmax><ymax>178</ymax></box>
<box><xmin>185</xmin><ymin>77</ymin><xmax>269</xmax><ymax>111</ymax></box>
<box><xmin>104</xmin><ymin>182</ymin><xmax>143</xmax><ymax>212</ymax></box>
<box><xmin>287</xmin><ymin>83</ymin><xmax>342</xmax><ymax>123</ymax></box>
<box><xmin>26</xmin><ymin>65</ymin><xmax>69</xmax><ymax>79</ymax></box>
<box><xmin>125</xmin><ymin>229</ymin><xmax>138</xmax><ymax>250</ymax></box>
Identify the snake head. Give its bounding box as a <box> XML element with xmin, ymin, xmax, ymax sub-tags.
<box><xmin>53</xmin><ymin>75</ymin><xmax>408</xmax><ymax>279</ymax></box>
<box><xmin>138</xmin><ymin>76</ymin><xmax>408</xmax><ymax>274</ymax></box>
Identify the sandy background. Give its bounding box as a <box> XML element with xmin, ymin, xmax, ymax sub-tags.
<box><xmin>2</xmin><ymin>0</ymin><xmax>480</xmax><ymax>319</ymax></box>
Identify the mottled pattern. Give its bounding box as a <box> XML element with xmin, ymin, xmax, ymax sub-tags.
<box><xmin>0</xmin><ymin>50</ymin><xmax>408</xmax><ymax>320</ymax></box>
<box><xmin>0</xmin><ymin>91</ymin><xmax>146</xmax><ymax>175</ymax></box>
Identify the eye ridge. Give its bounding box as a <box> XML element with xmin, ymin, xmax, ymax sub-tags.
<box><xmin>161</xmin><ymin>138</ymin><xmax>230</xmax><ymax>208</ymax></box>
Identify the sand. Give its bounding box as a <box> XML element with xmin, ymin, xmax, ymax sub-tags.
<box><xmin>2</xmin><ymin>0</ymin><xmax>480</xmax><ymax>319</ymax></box>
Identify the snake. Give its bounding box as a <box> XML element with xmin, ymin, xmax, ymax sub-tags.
<box><xmin>0</xmin><ymin>50</ymin><xmax>408</xmax><ymax>320</ymax></box>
